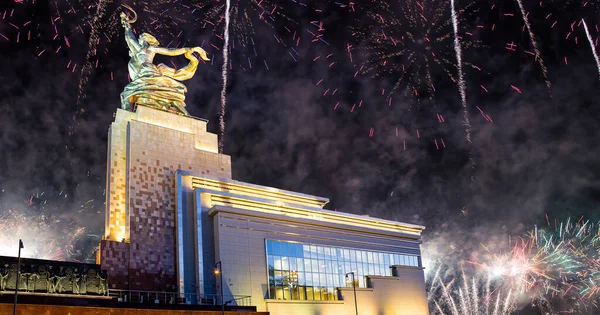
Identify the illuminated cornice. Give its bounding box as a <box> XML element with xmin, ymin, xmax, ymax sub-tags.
<box><xmin>192</xmin><ymin>177</ymin><xmax>329</xmax><ymax>209</ymax></box>
<box><xmin>185</xmin><ymin>175</ymin><xmax>425</xmax><ymax>236</ymax></box>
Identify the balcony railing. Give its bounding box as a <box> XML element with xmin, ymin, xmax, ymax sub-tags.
<box><xmin>108</xmin><ymin>289</ymin><xmax>252</xmax><ymax>306</ymax></box>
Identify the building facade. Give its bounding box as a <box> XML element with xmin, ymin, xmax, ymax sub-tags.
<box><xmin>99</xmin><ymin>107</ymin><xmax>429</xmax><ymax>314</ymax></box>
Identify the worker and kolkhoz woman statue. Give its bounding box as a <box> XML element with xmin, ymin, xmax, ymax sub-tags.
<box><xmin>119</xmin><ymin>6</ymin><xmax>210</xmax><ymax>116</ymax></box>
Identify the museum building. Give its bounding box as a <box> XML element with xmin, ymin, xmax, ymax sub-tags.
<box><xmin>98</xmin><ymin>106</ymin><xmax>429</xmax><ymax>315</ymax></box>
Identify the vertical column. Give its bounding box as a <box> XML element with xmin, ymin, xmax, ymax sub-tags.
<box><xmin>106</xmin><ymin>109</ymin><xmax>135</xmax><ymax>241</ymax></box>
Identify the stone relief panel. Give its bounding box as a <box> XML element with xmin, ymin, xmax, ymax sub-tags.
<box><xmin>0</xmin><ymin>256</ymin><xmax>108</xmax><ymax>296</ymax></box>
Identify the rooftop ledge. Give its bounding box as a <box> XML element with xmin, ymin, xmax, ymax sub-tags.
<box><xmin>184</xmin><ymin>173</ymin><xmax>426</xmax><ymax>235</ymax></box>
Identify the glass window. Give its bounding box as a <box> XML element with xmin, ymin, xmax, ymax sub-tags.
<box><xmin>303</xmin><ymin>245</ymin><xmax>311</xmax><ymax>258</ymax></box>
<box><xmin>299</xmin><ymin>286</ymin><xmax>307</xmax><ymax>300</ymax></box>
<box><xmin>265</xmin><ymin>239</ymin><xmax>420</xmax><ymax>300</ymax></box>
<box><xmin>324</xmin><ymin>247</ymin><xmax>331</xmax><ymax>260</ymax></box>
<box><xmin>344</xmin><ymin>262</ymin><xmax>351</xmax><ymax>273</ymax></box>
<box><xmin>267</xmin><ymin>255</ymin><xmax>274</xmax><ymax>268</ymax></box>
<box><xmin>297</xmin><ymin>272</ymin><xmax>305</xmax><ymax>286</ymax></box>
<box><xmin>305</xmin><ymin>273</ymin><xmax>313</xmax><ymax>286</ymax></box>
<box><xmin>312</xmin><ymin>273</ymin><xmax>320</xmax><ymax>287</ymax></box>
<box><xmin>283</xmin><ymin>286</ymin><xmax>290</xmax><ymax>300</ymax></box>
<box><xmin>281</xmin><ymin>257</ymin><xmax>289</xmax><ymax>271</ymax></box>
<box><xmin>272</xmin><ymin>241</ymin><xmax>281</xmax><ymax>256</ymax></box>
<box><xmin>290</xmin><ymin>257</ymin><xmax>297</xmax><ymax>271</ymax></box>
<box><xmin>319</xmin><ymin>260</ymin><xmax>327</xmax><ymax>273</ymax></box>
<box><xmin>295</xmin><ymin>244</ymin><xmax>304</xmax><ymax>258</ymax></box>
<box><xmin>313</xmin><ymin>286</ymin><xmax>321</xmax><ymax>300</ymax></box>
<box><xmin>280</xmin><ymin>242</ymin><xmax>289</xmax><ymax>257</ymax></box>
<box><xmin>317</xmin><ymin>246</ymin><xmax>324</xmax><ymax>259</ymax></box>
<box><xmin>326</xmin><ymin>260</ymin><xmax>333</xmax><ymax>273</ymax></box>
<box><xmin>297</xmin><ymin>258</ymin><xmax>304</xmax><ymax>272</ymax></box>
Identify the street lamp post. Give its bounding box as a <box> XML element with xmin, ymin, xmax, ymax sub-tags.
<box><xmin>214</xmin><ymin>261</ymin><xmax>224</xmax><ymax>315</ymax></box>
<box><xmin>13</xmin><ymin>239</ymin><xmax>24</xmax><ymax>315</ymax></box>
<box><xmin>345</xmin><ymin>272</ymin><xmax>358</xmax><ymax>315</ymax></box>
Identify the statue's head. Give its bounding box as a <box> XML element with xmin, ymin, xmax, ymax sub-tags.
<box><xmin>139</xmin><ymin>33</ymin><xmax>160</xmax><ymax>47</ymax></box>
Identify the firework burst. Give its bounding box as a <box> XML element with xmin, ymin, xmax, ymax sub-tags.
<box><xmin>428</xmin><ymin>217</ymin><xmax>600</xmax><ymax>314</ymax></box>
<box><xmin>350</xmin><ymin>0</ymin><xmax>482</xmax><ymax>103</ymax></box>
<box><xmin>0</xmin><ymin>190</ymin><xmax>99</xmax><ymax>263</ymax></box>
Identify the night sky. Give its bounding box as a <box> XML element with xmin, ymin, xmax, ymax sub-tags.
<box><xmin>1</xmin><ymin>0</ymin><xmax>600</xmax><ymax>312</ymax></box>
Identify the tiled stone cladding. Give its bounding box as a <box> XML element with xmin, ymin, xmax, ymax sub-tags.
<box><xmin>99</xmin><ymin>240</ymin><xmax>130</xmax><ymax>289</ymax></box>
<box><xmin>101</xmin><ymin>107</ymin><xmax>232</xmax><ymax>292</ymax></box>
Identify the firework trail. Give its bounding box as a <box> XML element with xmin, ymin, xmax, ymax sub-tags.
<box><xmin>516</xmin><ymin>0</ymin><xmax>552</xmax><ymax>94</ymax></box>
<box><xmin>75</xmin><ymin>0</ymin><xmax>112</xmax><ymax>108</ymax></box>
<box><xmin>450</xmin><ymin>0</ymin><xmax>476</xmax><ymax>184</ymax></box>
<box><xmin>582</xmin><ymin>19</ymin><xmax>600</xmax><ymax>79</ymax></box>
<box><xmin>450</xmin><ymin>0</ymin><xmax>471</xmax><ymax>145</ymax></box>
<box><xmin>428</xmin><ymin>265</ymin><xmax>516</xmax><ymax>315</ymax></box>
<box><xmin>219</xmin><ymin>0</ymin><xmax>232</xmax><ymax>154</ymax></box>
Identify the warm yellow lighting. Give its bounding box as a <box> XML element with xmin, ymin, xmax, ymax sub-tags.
<box><xmin>192</xmin><ymin>177</ymin><xmax>329</xmax><ymax>208</ymax></box>
<box><xmin>214</xmin><ymin>269</ymin><xmax>220</xmax><ymax>275</ymax></box>
<box><xmin>192</xmin><ymin>176</ymin><xmax>425</xmax><ymax>236</ymax></box>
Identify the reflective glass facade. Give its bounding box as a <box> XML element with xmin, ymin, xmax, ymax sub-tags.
<box><xmin>266</xmin><ymin>239</ymin><xmax>421</xmax><ymax>300</ymax></box>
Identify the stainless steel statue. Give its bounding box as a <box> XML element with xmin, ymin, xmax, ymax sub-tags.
<box><xmin>119</xmin><ymin>7</ymin><xmax>210</xmax><ymax>116</ymax></box>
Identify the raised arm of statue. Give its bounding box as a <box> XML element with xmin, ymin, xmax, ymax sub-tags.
<box><xmin>121</xmin><ymin>12</ymin><xmax>140</xmax><ymax>53</ymax></box>
<box><xmin>150</xmin><ymin>46</ymin><xmax>190</xmax><ymax>57</ymax></box>
<box><xmin>152</xmin><ymin>46</ymin><xmax>209</xmax><ymax>60</ymax></box>
<box><xmin>156</xmin><ymin>47</ymin><xmax>209</xmax><ymax>81</ymax></box>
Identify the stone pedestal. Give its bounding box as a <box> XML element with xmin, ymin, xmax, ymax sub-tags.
<box><xmin>100</xmin><ymin>106</ymin><xmax>232</xmax><ymax>291</ymax></box>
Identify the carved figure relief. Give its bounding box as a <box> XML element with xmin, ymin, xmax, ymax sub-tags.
<box><xmin>0</xmin><ymin>257</ymin><xmax>107</xmax><ymax>296</ymax></box>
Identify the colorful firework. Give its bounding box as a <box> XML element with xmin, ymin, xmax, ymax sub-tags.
<box><xmin>428</xmin><ymin>217</ymin><xmax>600</xmax><ymax>314</ymax></box>
<box><xmin>2</xmin><ymin>0</ymin><xmax>316</xmax><ymax>147</ymax></box>
<box><xmin>332</xmin><ymin>0</ymin><xmax>489</xmax><ymax>148</ymax></box>
<box><xmin>0</xmin><ymin>190</ymin><xmax>100</xmax><ymax>263</ymax></box>
<box><xmin>349</xmin><ymin>0</ymin><xmax>483</xmax><ymax>103</ymax></box>
<box><xmin>428</xmin><ymin>264</ymin><xmax>516</xmax><ymax>315</ymax></box>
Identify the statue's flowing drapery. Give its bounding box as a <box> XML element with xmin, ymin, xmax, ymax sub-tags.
<box><xmin>120</xmin><ymin>61</ymin><xmax>190</xmax><ymax>113</ymax></box>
